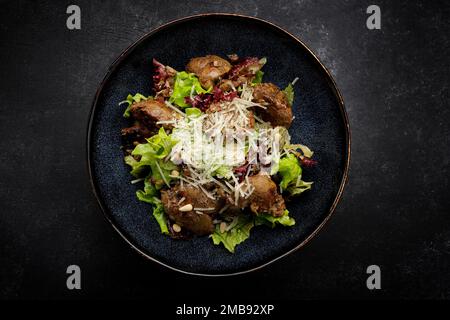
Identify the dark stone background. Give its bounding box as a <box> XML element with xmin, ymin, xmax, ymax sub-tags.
<box><xmin>0</xmin><ymin>0</ymin><xmax>448</xmax><ymax>300</ymax></box>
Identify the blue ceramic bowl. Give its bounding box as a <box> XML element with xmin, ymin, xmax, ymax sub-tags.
<box><xmin>87</xmin><ymin>14</ymin><xmax>350</xmax><ymax>275</ymax></box>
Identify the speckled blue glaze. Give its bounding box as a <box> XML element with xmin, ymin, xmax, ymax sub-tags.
<box><xmin>88</xmin><ymin>14</ymin><xmax>349</xmax><ymax>275</ymax></box>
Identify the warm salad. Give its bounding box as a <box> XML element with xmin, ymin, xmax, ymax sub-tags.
<box><xmin>120</xmin><ymin>54</ymin><xmax>316</xmax><ymax>252</ymax></box>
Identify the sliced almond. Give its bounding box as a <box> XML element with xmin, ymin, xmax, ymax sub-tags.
<box><xmin>172</xmin><ymin>224</ymin><xmax>181</xmax><ymax>233</ymax></box>
<box><xmin>179</xmin><ymin>204</ymin><xmax>193</xmax><ymax>212</ymax></box>
<box><xmin>219</xmin><ymin>222</ymin><xmax>227</xmax><ymax>234</ymax></box>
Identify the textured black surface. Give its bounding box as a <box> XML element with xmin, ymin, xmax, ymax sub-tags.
<box><xmin>0</xmin><ymin>0</ymin><xmax>449</xmax><ymax>299</ymax></box>
<box><xmin>89</xmin><ymin>14</ymin><xmax>349</xmax><ymax>274</ymax></box>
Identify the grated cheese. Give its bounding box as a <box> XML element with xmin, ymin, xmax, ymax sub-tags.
<box><xmin>131</xmin><ymin>178</ymin><xmax>144</xmax><ymax>184</ymax></box>
<box><xmin>155</xmin><ymin>160</ymin><xmax>170</xmax><ymax>188</ymax></box>
<box><xmin>165</xmin><ymin>84</ymin><xmax>297</xmax><ymax>205</ymax></box>
<box><xmin>164</xmin><ymin>101</ymin><xmax>186</xmax><ymax>116</ymax></box>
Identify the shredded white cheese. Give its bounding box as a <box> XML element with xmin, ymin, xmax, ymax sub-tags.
<box><xmin>155</xmin><ymin>160</ymin><xmax>170</xmax><ymax>188</ymax></box>
<box><xmin>166</xmin><ymin>85</ymin><xmax>293</xmax><ymax>203</ymax></box>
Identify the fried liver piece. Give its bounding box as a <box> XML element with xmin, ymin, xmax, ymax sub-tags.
<box><xmin>161</xmin><ymin>184</ymin><xmax>224</xmax><ymax>236</ymax></box>
<box><xmin>129</xmin><ymin>99</ymin><xmax>182</xmax><ymax>130</ymax></box>
<box><xmin>244</xmin><ymin>174</ymin><xmax>286</xmax><ymax>217</ymax></box>
<box><xmin>121</xmin><ymin>123</ymin><xmax>154</xmax><ymax>149</ymax></box>
<box><xmin>186</xmin><ymin>55</ymin><xmax>232</xmax><ymax>89</ymax></box>
<box><xmin>252</xmin><ymin>83</ymin><xmax>293</xmax><ymax>128</ymax></box>
<box><xmin>217</xmin><ymin>174</ymin><xmax>286</xmax><ymax>217</ymax></box>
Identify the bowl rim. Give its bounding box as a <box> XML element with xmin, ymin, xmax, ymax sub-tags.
<box><xmin>86</xmin><ymin>12</ymin><xmax>351</xmax><ymax>276</ymax></box>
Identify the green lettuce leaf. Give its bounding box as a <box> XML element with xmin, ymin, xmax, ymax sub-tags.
<box><xmin>213</xmin><ymin>165</ymin><xmax>233</xmax><ymax>179</ymax></box>
<box><xmin>124</xmin><ymin>155</ymin><xmax>148</xmax><ymax>177</ymax></box>
<box><xmin>119</xmin><ymin>93</ymin><xmax>151</xmax><ymax>118</ymax></box>
<box><xmin>255</xmin><ymin>209</ymin><xmax>295</xmax><ymax>228</ymax></box>
<box><xmin>287</xmin><ymin>180</ymin><xmax>313</xmax><ymax>195</ymax></box>
<box><xmin>212</xmin><ymin>209</ymin><xmax>296</xmax><ymax>253</ymax></box>
<box><xmin>135</xmin><ymin>177</ymin><xmax>169</xmax><ymax>234</ymax></box>
<box><xmin>278</xmin><ymin>153</ymin><xmax>313</xmax><ymax>195</ymax></box>
<box><xmin>149</xmin><ymin>159</ymin><xmax>177</xmax><ymax>190</ymax></box>
<box><xmin>169</xmin><ymin>71</ymin><xmax>211</xmax><ymax>108</ymax></box>
<box><xmin>252</xmin><ymin>70</ymin><xmax>264</xmax><ymax>84</ymax></box>
<box><xmin>185</xmin><ymin>107</ymin><xmax>202</xmax><ymax>118</ymax></box>
<box><xmin>124</xmin><ymin>128</ymin><xmax>177</xmax><ymax>235</ymax></box>
<box><xmin>127</xmin><ymin>127</ymin><xmax>178</xmax><ymax>189</ymax></box>
<box><xmin>136</xmin><ymin>176</ymin><xmax>159</xmax><ymax>204</ymax></box>
<box><xmin>283</xmin><ymin>83</ymin><xmax>294</xmax><ymax>105</ymax></box>
<box><xmin>151</xmin><ymin>202</ymin><xmax>169</xmax><ymax>234</ymax></box>
<box><xmin>278</xmin><ymin>153</ymin><xmax>302</xmax><ymax>189</ymax></box>
<box><xmin>211</xmin><ymin>215</ymin><xmax>254</xmax><ymax>253</ymax></box>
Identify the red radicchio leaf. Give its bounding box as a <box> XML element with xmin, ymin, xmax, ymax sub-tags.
<box><xmin>234</xmin><ymin>164</ymin><xmax>248</xmax><ymax>175</ymax></box>
<box><xmin>184</xmin><ymin>94</ymin><xmax>213</xmax><ymax>111</ymax></box>
<box><xmin>185</xmin><ymin>87</ymin><xmax>238</xmax><ymax>111</ymax></box>
<box><xmin>234</xmin><ymin>163</ymin><xmax>250</xmax><ymax>182</ymax></box>
<box><xmin>152</xmin><ymin>58</ymin><xmax>168</xmax><ymax>93</ymax></box>
<box><xmin>300</xmin><ymin>158</ymin><xmax>318</xmax><ymax>168</ymax></box>
<box><xmin>228</xmin><ymin>57</ymin><xmax>260</xmax><ymax>79</ymax></box>
<box><xmin>212</xmin><ymin>86</ymin><xmax>237</xmax><ymax>102</ymax></box>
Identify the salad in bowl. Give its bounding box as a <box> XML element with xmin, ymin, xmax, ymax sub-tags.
<box><xmin>120</xmin><ymin>54</ymin><xmax>316</xmax><ymax>252</ymax></box>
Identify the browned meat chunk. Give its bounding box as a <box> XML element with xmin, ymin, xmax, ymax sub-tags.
<box><xmin>121</xmin><ymin>123</ymin><xmax>154</xmax><ymax>150</ymax></box>
<box><xmin>129</xmin><ymin>99</ymin><xmax>182</xmax><ymax>130</ymax></box>
<box><xmin>252</xmin><ymin>83</ymin><xmax>293</xmax><ymax>128</ymax></box>
<box><xmin>218</xmin><ymin>174</ymin><xmax>286</xmax><ymax>217</ymax></box>
<box><xmin>161</xmin><ymin>184</ymin><xmax>224</xmax><ymax>236</ymax></box>
<box><xmin>243</xmin><ymin>174</ymin><xmax>286</xmax><ymax>217</ymax></box>
<box><xmin>186</xmin><ymin>55</ymin><xmax>231</xmax><ymax>89</ymax></box>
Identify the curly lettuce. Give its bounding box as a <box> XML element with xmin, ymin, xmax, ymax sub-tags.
<box><xmin>136</xmin><ymin>177</ymin><xmax>169</xmax><ymax>234</ymax></box>
<box><xmin>255</xmin><ymin>210</ymin><xmax>295</xmax><ymax>228</ymax></box>
<box><xmin>169</xmin><ymin>72</ymin><xmax>211</xmax><ymax>108</ymax></box>
<box><xmin>124</xmin><ymin>128</ymin><xmax>179</xmax><ymax>234</ymax></box>
<box><xmin>278</xmin><ymin>153</ymin><xmax>313</xmax><ymax>195</ymax></box>
<box><xmin>279</xmin><ymin>153</ymin><xmax>302</xmax><ymax>189</ymax></box>
<box><xmin>283</xmin><ymin>83</ymin><xmax>294</xmax><ymax>105</ymax></box>
<box><xmin>211</xmin><ymin>210</ymin><xmax>296</xmax><ymax>253</ymax></box>
<box><xmin>119</xmin><ymin>93</ymin><xmax>151</xmax><ymax>118</ymax></box>
<box><xmin>211</xmin><ymin>215</ymin><xmax>254</xmax><ymax>253</ymax></box>
<box><xmin>130</xmin><ymin>127</ymin><xmax>178</xmax><ymax>189</ymax></box>
<box><xmin>252</xmin><ymin>70</ymin><xmax>264</xmax><ymax>84</ymax></box>
<box><xmin>213</xmin><ymin>165</ymin><xmax>233</xmax><ymax>179</ymax></box>
<box><xmin>151</xmin><ymin>202</ymin><xmax>169</xmax><ymax>234</ymax></box>
<box><xmin>185</xmin><ymin>107</ymin><xmax>202</xmax><ymax>118</ymax></box>
<box><xmin>288</xmin><ymin>180</ymin><xmax>313</xmax><ymax>195</ymax></box>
